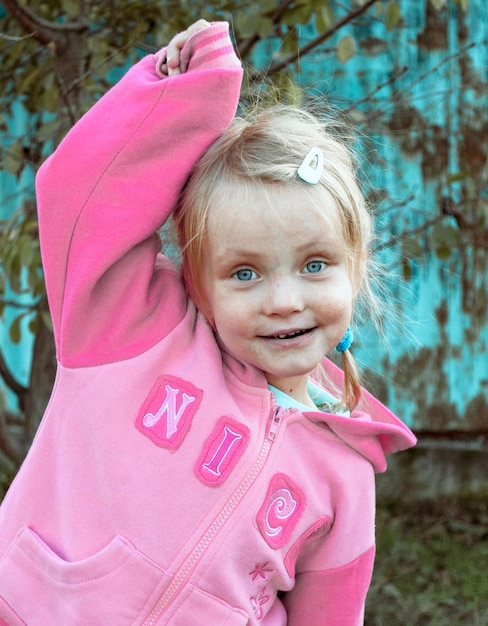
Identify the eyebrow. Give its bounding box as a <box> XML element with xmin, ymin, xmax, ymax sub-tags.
<box><xmin>211</xmin><ymin>248</ymin><xmax>263</xmax><ymax>266</ymax></box>
<box><xmin>215</xmin><ymin>237</ymin><xmax>334</xmax><ymax>258</ymax></box>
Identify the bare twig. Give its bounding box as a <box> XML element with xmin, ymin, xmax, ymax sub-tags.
<box><xmin>0</xmin><ymin>31</ymin><xmax>36</xmax><ymax>42</ymax></box>
<box><xmin>374</xmin><ymin>216</ymin><xmax>443</xmax><ymax>253</ymax></box>
<box><xmin>2</xmin><ymin>0</ymin><xmax>88</xmax><ymax>45</ymax></box>
<box><xmin>359</xmin><ymin>41</ymin><xmax>478</xmax><ymax>125</ymax></box>
<box><xmin>345</xmin><ymin>66</ymin><xmax>409</xmax><ymax>114</ymax></box>
<box><xmin>267</xmin><ymin>0</ymin><xmax>377</xmax><ymax>74</ymax></box>
<box><xmin>237</xmin><ymin>0</ymin><xmax>295</xmax><ymax>60</ymax></box>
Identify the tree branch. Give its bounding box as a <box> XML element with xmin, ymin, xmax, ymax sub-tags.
<box><xmin>267</xmin><ymin>0</ymin><xmax>377</xmax><ymax>75</ymax></box>
<box><xmin>0</xmin><ymin>347</ymin><xmax>27</xmax><ymax>410</ymax></box>
<box><xmin>0</xmin><ymin>30</ymin><xmax>36</xmax><ymax>42</ymax></box>
<box><xmin>374</xmin><ymin>216</ymin><xmax>443</xmax><ymax>253</ymax></box>
<box><xmin>3</xmin><ymin>0</ymin><xmax>90</xmax><ymax>127</ymax></box>
<box><xmin>345</xmin><ymin>65</ymin><xmax>409</xmax><ymax>114</ymax></box>
<box><xmin>237</xmin><ymin>0</ymin><xmax>295</xmax><ymax>60</ymax></box>
<box><xmin>2</xmin><ymin>0</ymin><xmax>88</xmax><ymax>46</ymax></box>
<box><xmin>0</xmin><ymin>410</ymin><xmax>25</xmax><ymax>467</ymax></box>
<box><xmin>359</xmin><ymin>41</ymin><xmax>477</xmax><ymax>126</ymax></box>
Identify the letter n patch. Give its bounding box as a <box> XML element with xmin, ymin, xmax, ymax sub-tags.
<box><xmin>256</xmin><ymin>474</ymin><xmax>305</xmax><ymax>549</ymax></box>
<box><xmin>135</xmin><ymin>375</ymin><xmax>202</xmax><ymax>450</ymax></box>
<box><xmin>195</xmin><ymin>417</ymin><xmax>249</xmax><ymax>487</ymax></box>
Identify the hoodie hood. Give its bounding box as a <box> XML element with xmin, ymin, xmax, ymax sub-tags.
<box><xmin>221</xmin><ymin>345</ymin><xmax>416</xmax><ymax>474</ymax></box>
<box><xmin>304</xmin><ymin>358</ymin><xmax>417</xmax><ymax>473</ymax></box>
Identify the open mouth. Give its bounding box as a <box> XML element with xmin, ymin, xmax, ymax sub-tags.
<box><xmin>266</xmin><ymin>328</ymin><xmax>314</xmax><ymax>340</ymax></box>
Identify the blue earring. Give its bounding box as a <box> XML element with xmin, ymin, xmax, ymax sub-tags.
<box><xmin>335</xmin><ymin>327</ymin><xmax>353</xmax><ymax>352</ymax></box>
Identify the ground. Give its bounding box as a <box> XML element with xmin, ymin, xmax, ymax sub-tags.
<box><xmin>366</xmin><ymin>497</ymin><xmax>488</xmax><ymax>625</ymax></box>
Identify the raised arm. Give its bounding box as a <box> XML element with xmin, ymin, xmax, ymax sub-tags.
<box><xmin>36</xmin><ymin>21</ymin><xmax>242</xmax><ymax>368</ymax></box>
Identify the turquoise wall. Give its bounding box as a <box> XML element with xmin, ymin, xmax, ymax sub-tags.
<box><xmin>0</xmin><ymin>103</ymin><xmax>35</xmax><ymax>407</ymax></box>
<box><xmin>253</xmin><ymin>0</ymin><xmax>487</xmax><ymax>430</ymax></box>
<box><xmin>1</xmin><ymin>1</ymin><xmax>487</xmax><ymax>431</ymax></box>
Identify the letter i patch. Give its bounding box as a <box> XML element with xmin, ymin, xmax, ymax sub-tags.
<box><xmin>135</xmin><ymin>375</ymin><xmax>202</xmax><ymax>450</ymax></box>
<box><xmin>195</xmin><ymin>417</ymin><xmax>249</xmax><ymax>486</ymax></box>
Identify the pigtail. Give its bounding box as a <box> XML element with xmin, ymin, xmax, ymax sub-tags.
<box><xmin>341</xmin><ymin>349</ymin><xmax>362</xmax><ymax>410</ymax></box>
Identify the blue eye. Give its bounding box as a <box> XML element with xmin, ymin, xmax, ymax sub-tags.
<box><xmin>303</xmin><ymin>260</ymin><xmax>326</xmax><ymax>274</ymax></box>
<box><xmin>233</xmin><ymin>268</ymin><xmax>257</xmax><ymax>281</ymax></box>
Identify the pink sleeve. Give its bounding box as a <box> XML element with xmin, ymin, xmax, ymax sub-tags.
<box><xmin>283</xmin><ymin>546</ymin><xmax>375</xmax><ymax>625</ymax></box>
<box><xmin>281</xmin><ymin>447</ymin><xmax>377</xmax><ymax>625</ymax></box>
<box><xmin>36</xmin><ymin>22</ymin><xmax>242</xmax><ymax>368</ymax></box>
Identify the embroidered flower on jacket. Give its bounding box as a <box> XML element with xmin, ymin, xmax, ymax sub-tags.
<box><xmin>249</xmin><ymin>562</ymin><xmax>273</xmax><ymax>583</ymax></box>
<box><xmin>250</xmin><ymin>588</ymin><xmax>270</xmax><ymax>619</ymax></box>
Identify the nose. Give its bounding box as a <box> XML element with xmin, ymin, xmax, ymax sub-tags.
<box><xmin>262</xmin><ymin>278</ymin><xmax>305</xmax><ymax>317</ymax></box>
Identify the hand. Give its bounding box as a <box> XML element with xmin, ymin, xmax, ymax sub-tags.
<box><xmin>156</xmin><ymin>19</ymin><xmax>211</xmax><ymax>77</ymax></box>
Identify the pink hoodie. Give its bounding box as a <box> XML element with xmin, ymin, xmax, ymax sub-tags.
<box><xmin>0</xmin><ymin>22</ymin><xmax>416</xmax><ymax>625</ymax></box>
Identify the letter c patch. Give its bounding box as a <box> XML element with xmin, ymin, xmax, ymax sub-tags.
<box><xmin>256</xmin><ymin>474</ymin><xmax>305</xmax><ymax>549</ymax></box>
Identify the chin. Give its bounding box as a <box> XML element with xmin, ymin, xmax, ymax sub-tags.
<box><xmin>266</xmin><ymin>366</ymin><xmax>316</xmax><ymax>380</ymax></box>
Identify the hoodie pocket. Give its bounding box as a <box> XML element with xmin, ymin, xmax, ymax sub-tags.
<box><xmin>0</xmin><ymin>527</ymin><xmax>169</xmax><ymax>625</ymax></box>
<box><xmin>160</xmin><ymin>583</ymin><xmax>249</xmax><ymax>626</ymax></box>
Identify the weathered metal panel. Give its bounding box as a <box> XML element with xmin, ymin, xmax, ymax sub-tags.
<box><xmin>353</xmin><ymin>1</ymin><xmax>487</xmax><ymax>432</ymax></box>
<box><xmin>255</xmin><ymin>1</ymin><xmax>487</xmax><ymax>430</ymax></box>
<box><xmin>0</xmin><ymin>103</ymin><xmax>35</xmax><ymax>406</ymax></box>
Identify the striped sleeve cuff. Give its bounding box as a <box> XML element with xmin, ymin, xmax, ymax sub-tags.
<box><xmin>154</xmin><ymin>22</ymin><xmax>241</xmax><ymax>79</ymax></box>
<box><xmin>185</xmin><ymin>22</ymin><xmax>241</xmax><ymax>71</ymax></box>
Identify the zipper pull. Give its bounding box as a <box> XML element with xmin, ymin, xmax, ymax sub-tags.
<box><xmin>267</xmin><ymin>407</ymin><xmax>283</xmax><ymax>441</ymax></box>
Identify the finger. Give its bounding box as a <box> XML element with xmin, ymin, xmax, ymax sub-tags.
<box><xmin>165</xmin><ymin>31</ymin><xmax>188</xmax><ymax>74</ymax></box>
<box><xmin>155</xmin><ymin>48</ymin><xmax>169</xmax><ymax>77</ymax></box>
<box><xmin>186</xmin><ymin>19</ymin><xmax>211</xmax><ymax>36</ymax></box>
<box><xmin>166</xmin><ymin>61</ymin><xmax>180</xmax><ymax>76</ymax></box>
<box><xmin>166</xmin><ymin>45</ymin><xmax>183</xmax><ymax>76</ymax></box>
<box><xmin>166</xmin><ymin>20</ymin><xmax>211</xmax><ymax>75</ymax></box>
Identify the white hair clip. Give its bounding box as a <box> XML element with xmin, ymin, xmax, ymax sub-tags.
<box><xmin>297</xmin><ymin>147</ymin><xmax>324</xmax><ymax>185</ymax></box>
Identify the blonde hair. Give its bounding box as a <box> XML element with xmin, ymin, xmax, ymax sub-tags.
<box><xmin>173</xmin><ymin>105</ymin><xmax>376</xmax><ymax>410</ymax></box>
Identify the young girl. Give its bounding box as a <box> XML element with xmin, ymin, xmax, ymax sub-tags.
<box><xmin>0</xmin><ymin>20</ymin><xmax>415</xmax><ymax>625</ymax></box>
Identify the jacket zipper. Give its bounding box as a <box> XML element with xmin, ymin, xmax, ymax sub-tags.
<box><xmin>141</xmin><ymin>406</ymin><xmax>284</xmax><ymax>625</ymax></box>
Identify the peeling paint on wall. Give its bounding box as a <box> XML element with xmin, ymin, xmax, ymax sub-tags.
<box><xmin>263</xmin><ymin>1</ymin><xmax>488</xmax><ymax>431</ymax></box>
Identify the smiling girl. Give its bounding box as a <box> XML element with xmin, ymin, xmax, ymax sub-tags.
<box><xmin>176</xmin><ymin>105</ymin><xmax>370</xmax><ymax>412</ymax></box>
<box><xmin>0</xmin><ymin>20</ymin><xmax>415</xmax><ymax>625</ymax></box>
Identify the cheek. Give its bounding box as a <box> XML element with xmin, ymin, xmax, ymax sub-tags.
<box><xmin>199</xmin><ymin>271</ymin><xmax>221</xmax><ymax>325</ymax></box>
<box><xmin>209</xmin><ymin>294</ymin><xmax>242</xmax><ymax>334</ymax></box>
<box><xmin>316</xmin><ymin>283</ymin><xmax>353</xmax><ymax>315</ymax></box>
<box><xmin>213</xmin><ymin>292</ymin><xmax>260</xmax><ymax>342</ymax></box>
<box><xmin>213</xmin><ymin>305</ymin><xmax>245</xmax><ymax>336</ymax></box>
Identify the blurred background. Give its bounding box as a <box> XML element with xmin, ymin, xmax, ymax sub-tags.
<box><xmin>0</xmin><ymin>1</ymin><xmax>487</xmax><ymax>623</ymax></box>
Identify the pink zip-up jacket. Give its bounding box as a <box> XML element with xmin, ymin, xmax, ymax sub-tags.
<box><xmin>0</xmin><ymin>22</ymin><xmax>416</xmax><ymax>625</ymax></box>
